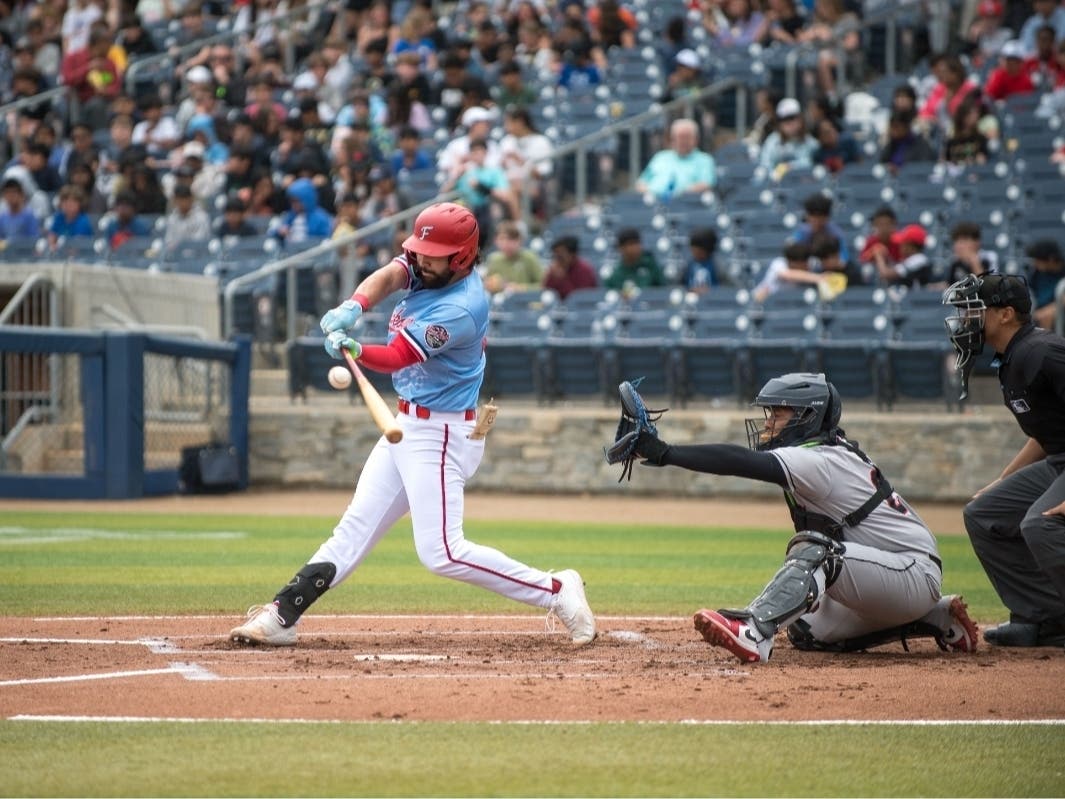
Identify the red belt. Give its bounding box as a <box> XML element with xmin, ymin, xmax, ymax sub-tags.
<box><xmin>397</xmin><ymin>398</ymin><xmax>476</xmax><ymax>421</ymax></box>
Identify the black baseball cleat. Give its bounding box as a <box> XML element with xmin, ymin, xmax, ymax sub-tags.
<box><xmin>984</xmin><ymin>619</ymin><xmax>1065</xmax><ymax>647</ymax></box>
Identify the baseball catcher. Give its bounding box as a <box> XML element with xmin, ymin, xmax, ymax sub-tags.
<box><xmin>605</xmin><ymin>372</ymin><xmax>979</xmax><ymax>662</ymax></box>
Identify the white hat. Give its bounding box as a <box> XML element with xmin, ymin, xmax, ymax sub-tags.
<box><xmin>776</xmin><ymin>97</ymin><xmax>802</xmax><ymax>118</ymax></box>
<box><xmin>182</xmin><ymin>141</ymin><xmax>206</xmax><ymax>160</ymax></box>
<box><xmin>293</xmin><ymin>72</ymin><xmax>319</xmax><ymax>91</ymax></box>
<box><xmin>1000</xmin><ymin>40</ymin><xmax>1027</xmax><ymax>59</ymax></box>
<box><xmin>675</xmin><ymin>49</ymin><xmax>700</xmax><ymax>70</ymax></box>
<box><xmin>461</xmin><ymin>106</ymin><xmax>496</xmax><ymax>128</ymax></box>
<box><xmin>186</xmin><ymin>65</ymin><xmax>212</xmax><ymax>84</ymax></box>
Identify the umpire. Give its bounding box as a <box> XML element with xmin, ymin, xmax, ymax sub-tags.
<box><xmin>944</xmin><ymin>273</ymin><xmax>1065</xmax><ymax>647</ymax></box>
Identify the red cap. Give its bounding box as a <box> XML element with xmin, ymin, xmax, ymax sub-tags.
<box><xmin>978</xmin><ymin>0</ymin><xmax>1003</xmax><ymax>16</ymax></box>
<box><xmin>891</xmin><ymin>224</ymin><xmax>927</xmax><ymax>248</ymax></box>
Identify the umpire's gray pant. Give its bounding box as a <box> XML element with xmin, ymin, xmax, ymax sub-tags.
<box><xmin>963</xmin><ymin>453</ymin><xmax>1065</xmax><ymax>624</ymax></box>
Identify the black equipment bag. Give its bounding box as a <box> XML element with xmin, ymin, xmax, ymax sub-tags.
<box><xmin>178</xmin><ymin>443</ymin><xmax>241</xmax><ymax>494</ymax></box>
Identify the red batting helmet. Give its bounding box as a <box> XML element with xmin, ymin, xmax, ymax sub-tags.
<box><xmin>402</xmin><ymin>202</ymin><xmax>480</xmax><ymax>272</ymax></box>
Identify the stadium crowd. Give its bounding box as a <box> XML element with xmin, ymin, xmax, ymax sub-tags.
<box><xmin>0</xmin><ymin>0</ymin><xmax>1063</xmax><ymax>334</ymax></box>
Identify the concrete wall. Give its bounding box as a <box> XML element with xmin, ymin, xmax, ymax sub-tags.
<box><xmin>0</xmin><ymin>262</ymin><xmax>220</xmax><ymax>338</ymax></box>
<box><xmin>248</xmin><ymin>401</ymin><xmax>1026</xmax><ymax>502</ymax></box>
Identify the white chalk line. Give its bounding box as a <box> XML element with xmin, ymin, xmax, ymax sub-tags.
<box><xmin>9</xmin><ymin>715</ymin><xmax>1065</xmax><ymax>726</ymax></box>
<box><xmin>26</xmin><ymin>614</ymin><xmax>688</xmax><ymax>622</ymax></box>
<box><xmin>0</xmin><ymin>662</ymin><xmax>214</xmax><ymax>687</ymax></box>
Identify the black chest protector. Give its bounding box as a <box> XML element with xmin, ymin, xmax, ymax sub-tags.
<box><xmin>783</xmin><ymin>437</ymin><xmax>894</xmax><ymax>542</ymax></box>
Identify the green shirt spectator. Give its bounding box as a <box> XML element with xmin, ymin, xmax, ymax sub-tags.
<box><xmin>484</xmin><ymin>220</ymin><xmax>544</xmax><ymax>294</ymax></box>
<box><xmin>604</xmin><ymin>228</ymin><xmax>666</xmax><ymax>290</ymax></box>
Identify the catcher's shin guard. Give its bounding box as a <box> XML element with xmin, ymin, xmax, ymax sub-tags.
<box><xmin>721</xmin><ymin>532</ymin><xmax>844</xmax><ymax>638</ymax></box>
<box><xmin>273</xmin><ymin>561</ymin><xmax>337</xmax><ymax>626</ymax></box>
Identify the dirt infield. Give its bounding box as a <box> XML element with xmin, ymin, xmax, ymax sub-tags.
<box><xmin>3</xmin><ymin>613</ymin><xmax>1065</xmax><ymax>723</ymax></box>
<box><xmin>3</xmin><ymin>489</ymin><xmax>1063</xmax><ymax>725</ymax></box>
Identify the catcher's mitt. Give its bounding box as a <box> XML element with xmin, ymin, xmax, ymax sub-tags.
<box><xmin>605</xmin><ymin>377</ymin><xmax>668</xmax><ymax>482</ymax></box>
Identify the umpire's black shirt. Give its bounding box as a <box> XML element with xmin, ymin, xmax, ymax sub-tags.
<box><xmin>996</xmin><ymin>323</ymin><xmax>1065</xmax><ymax>454</ymax></box>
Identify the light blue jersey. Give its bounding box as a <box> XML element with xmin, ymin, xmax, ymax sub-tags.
<box><xmin>387</xmin><ymin>254</ymin><xmax>488</xmax><ymax>410</ymax></box>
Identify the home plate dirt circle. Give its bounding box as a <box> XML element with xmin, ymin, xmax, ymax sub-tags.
<box><xmin>2</xmin><ymin>613</ymin><xmax>1065</xmax><ymax>724</ymax></box>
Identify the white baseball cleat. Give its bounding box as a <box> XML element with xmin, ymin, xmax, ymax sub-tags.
<box><xmin>694</xmin><ymin>609</ymin><xmax>773</xmax><ymax>663</ymax></box>
<box><xmin>550</xmin><ymin>569</ymin><xmax>597</xmax><ymax>646</ymax></box>
<box><xmin>230</xmin><ymin>603</ymin><xmax>297</xmax><ymax>646</ymax></box>
<box><xmin>942</xmin><ymin>595</ymin><xmax>979</xmax><ymax>652</ymax></box>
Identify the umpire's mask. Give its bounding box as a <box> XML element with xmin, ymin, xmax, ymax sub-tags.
<box><xmin>942</xmin><ymin>275</ymin><xmax>987</xmax><ymax>400</ymax></box>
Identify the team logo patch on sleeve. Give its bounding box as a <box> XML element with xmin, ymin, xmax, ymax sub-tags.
<box><xmin>424</xmin><ymin>324</ymin><xmax>450</xmax><ymax>349</ymax></box>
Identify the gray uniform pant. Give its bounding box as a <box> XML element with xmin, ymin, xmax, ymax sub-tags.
<box><xmin>963</xmin><ymin>453</ymin><xmax>1065</xmax><ymax>624</ymax></box>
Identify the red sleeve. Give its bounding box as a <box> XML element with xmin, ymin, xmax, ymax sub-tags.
<box><xmin>985</xmin><ymin>70</ymin><xmax>1006</xmax><ymax>101</ymax></box>
<box><xmin>356</xmin><ymin>335</ymin><xmax>421</xmax><ymax>373</ymax></box>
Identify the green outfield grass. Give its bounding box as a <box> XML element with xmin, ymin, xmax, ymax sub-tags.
<box><xmin>0</xmin><ymin>510</ymin><xmax>1050</xmax><ymax>798</ymax></box>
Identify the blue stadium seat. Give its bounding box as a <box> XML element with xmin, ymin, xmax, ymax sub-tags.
<box><xmin>883</xmin><ymin>304</ymin><xmax>958</xmax><ymax>409</ymax></box>
<box><xmin>815</xmin><ymin>309</ymin><xmax>892</xmax><ymax>403</ymax></box>
<box><xmin>542</xmin><ymin>308</ymin><xmax>616</xmax><ymax>403</ymax></box>
<box><xmin>674</xmin><ymin>310</ymin><xmax>751</xmax><ymax>407</ymax></box>
<box><xmin>484</xmin><ymin>310</ymin><xmax>553</xmax><ymax>400</ymax></box>
<box><xmin>606</xmin><ymin>310</ymin><xmax>685</xmax><ymax>401</ymax></box>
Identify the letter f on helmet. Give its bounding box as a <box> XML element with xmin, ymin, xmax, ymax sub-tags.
<box><xmin>403</xmin><ymin>203</ymin><xmax>480</xmax><ymax>272</ymax></box>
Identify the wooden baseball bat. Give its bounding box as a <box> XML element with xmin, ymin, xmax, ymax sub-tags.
<box><xmin>343</xmin><ymin>348</ymin><xmax>403</xmax><ymax>444</ymax></box>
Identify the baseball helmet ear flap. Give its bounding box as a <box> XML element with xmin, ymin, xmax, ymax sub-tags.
<box><xmin>402</xmin><ymin>202</ymin><xmax>481</xmax><ymax>272</ymax></box>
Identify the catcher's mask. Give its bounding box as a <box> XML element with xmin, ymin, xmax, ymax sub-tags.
<box><xmin>942</xmin><ymin>273</ymin><xmax>1031</xmax><ymax>399</ymax></box>
<box><xmin>745</xmin><ymin>373</ymin><xmax>841</xmax><ymax>451</ymax></box>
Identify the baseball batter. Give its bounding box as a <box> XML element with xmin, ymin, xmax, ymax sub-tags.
<box><xmin>611</xmin><ymin>372</ymin><xmax>978</xmax><ymax>662</ymax></box>
<box><xmin>231</xmin><ymin>202</ymin><xmax>596</xmax><ymax>647</ymax></box>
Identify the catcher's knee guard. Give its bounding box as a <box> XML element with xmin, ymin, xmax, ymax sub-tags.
<box><xmin>722</xmin><ymin>532</ymin><xmax>844</xmax><ymax>637</ymax></box>
<box><xmin>273</xmin><ymin>561</ymin><xmax>337</xmax><ymax>625</ymax></box>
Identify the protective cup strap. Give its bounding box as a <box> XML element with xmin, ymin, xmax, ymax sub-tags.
<box><xmin>721</xmin><ymin>532</ymin><xmax>844</xmax><ymax>637</ymax></box>
<box><xmin>273</xmin><ymin>561</ymin><xmax>337</xmax><ymax>626</ymax></box>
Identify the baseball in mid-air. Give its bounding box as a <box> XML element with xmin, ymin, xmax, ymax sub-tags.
<box><xmin>328</xmin><ymin>366</ymin><xmax>352</xmax><ymax>390</ymax></box>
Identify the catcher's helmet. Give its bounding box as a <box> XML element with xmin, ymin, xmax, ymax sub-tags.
<box><xmin>402</xmin><ymin>202</ymin><xmax>480</xmax><ymax>272</ymax></box>
<box><xmin>745</xmin><ymin>372</ymin><xmax>841</xmax><ymax>451</ymax></box>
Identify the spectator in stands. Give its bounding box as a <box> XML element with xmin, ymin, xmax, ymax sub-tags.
<box><xmin>116</xmin><ymin>14</ymin><xmax>160</xmax><ymax>61</ymax></box>
<box><xmin>1025</xmin><ymin>24</ymin><xmax>1065</xmax><ymax>88</ymax></box>
<box><xmin>515</xmin><ymin>19</ymin><xmax>554</xmax><ymax>73</ymax></box>
<box><xmin>62</xmin><ymin>0</ymin><xmax>102</xmax><ymax>55</ymax></box>
<box><xmin>986</xmin><ymin>39</ymin><xmax>1037</xmax><ymax>100</ymax></box>
<box><xmin>67</xmin><ymin>123</ymin><xmax>99</xmax><ymax>174</ymax></box>
<box><xmin>389</xmin><ymin>126</ymin><xmax>435</xmax><ymax>175</ymax></box>
<box><xmin>0</xmin><ymin>177</ymin><xmax>40</xmax><ymax>243</ymax></box>
<box><xmin>604</xmin><ymin>228</ymin><xmax>666</xmax><ymax>291</ymax></box>
<box><xmin>1019</xmin><ymin>0</ymin><xmax>1065</xmax><ymax>54</ymax></box>
<box><xmin>95</xmin><ymin>113</ymin><xmax>136</xmax><ymax>200</ymax></box>
<box><xmin>684</xmin><ymin>227</ymin><xmax>719</xmax><ymax>294</ymax></box>
<box><xmin>432</xmin><ymin>52</ymin><xmax>475</xmax><ymax>130</ymax></box>
<box><xmin>588</xmin><ymin>0</ymin><xmax>637</xmax><ymax>50</ymax></box>
<box><xmin>175</xmin><ymin>66</ymin><xmax>223</xmax><ymax>135</ymax></box>
<box><xmin>636</xmin><ymin>118</ymin><xmax>717</xmax><ymax>201</ymax></box>
<box><xmin>471</xmin><ymin>18</ymin><xmax>505</xmax><ymax>72</ymax></box>
<box><xmin>942</xmin><ymin>96</ymin><xmax>990</xmax><ymax>167</ymax></box>
<box><xmin>359</xmin><ymin>165</ymin><xmax>404</xmax><ymax>226</ymax></box>
<box><xmin>918</xmin><ymin>55</ymin><xmax>978</xmax><ymax>136</ymax></box>
<box><xmin>127</xmin><ymin>163</ymin><xmax>168</xmax><ymax>215</ymax></box>
<box><xmin>964</xmin><ymin>1</ymin><xmax>1013</xmax><ymax>67</ymax></box>
<box><xmin>355</xmin><ymin>1</ymin><xmax>398</xmax><ymax>57</ymax></box>
<box><xmin>272</xmin><ymin>177</ymin><xmax>334</xmax><ymax>246</ymax></box>
<box><xmin>745</xmin><ymin>87</ymin><xmax>782</xmax><ymax>146</ymax></box>
<box><xmin>32</xmin><ymin>123</ymin><xmax>72</xmax><ymax>184</ymax></box>
<box><xmin>164</xmin><ymin>140</ymin><xmax>224</xmax><ymax>207</ymax></box>
<box><xmin>388</xmin><ymin>49</ymin><xmax>435</xmax><ymax>109</ymax></box>
<box><xmin>791</xmin><ymin>192</ymin><xmax>851</xmax><ymax>265</ymax></box>
<box><xmin>492</xmin><ymin>61</ymin><xmax>538</xmax><ymax>110</ymax></box>
<box><xmin>752</xmin><ymin>241</ymin><xmax>816</xmax><ymax>303</ymax></box>
<box><xmin>944</xmin><ymin>221</ymin><xmax>999</xmax><ymax>284</ymax></box>
<box><xmin>499</xmin><ymin>107</ymin><xmax>554</xmax><ymax>217</ymax></box>
<box><xmin>445</xmin><ymin>137</ymin><xmax>519</xmax><ymax>246</ymax></box>
<box><xmin>812</xmin><ymin>234</ymin><xmax>865</xmax><ymax>290</ymax></box>
<box><xmin>813</xmin><ymin>117</ymin><xmax>861</xmax><ymax>173</ymax></box>
<box><xmin>879</xmin><ymin>111</ymin><xmax>937</xmax><ymax>173</ymax></box>
<box><xmin>223</xmin><ymin>146</ymin><xmax>257</xmax><ymax>206</ymax></box>
<box><xmin>244</xmin><ymin>73</ymin><xmax>288</xmax><ymax>128</ymax></box>
<box><xmin>133</xmin><ymin>94</ymin><xmax>181</xmax><ymax>165</ymax></box>
<box><xmin>484</xmin><ymin>219</ymin><xmax>544</xmax><ymax>294</ymax></box>
<box><xmin>330</xmin><ymin>191</ymin><xmax>368</xmax><ymax>292</ymax></box>
<box><xmin>795</xmin><ymin>0</ymin><xmax>861</xmax><ymax>101</ymax></box>
<box><xmin>858</xmin><ymin>205</ymin><xmax>901</xmax><ymax>269</ymax></box>
<box><xmin>104</xmin><ymin>191</ymin><xmax>150</xmax><ymax>250</ymax></box>
<box><xmin>21</xmin><ymin>142</ymin><xmax>61</xmax><ymax>194</ymax></box>
<box><xmin>876</xmin><ymin>224</ymin><xmax>932</xmax><ymax>287</ymax></box>
<box><xmin>214</xmin><ymin>196</ymin><xmax>258</xmax><ymax>239</ymax></box>
<box><xmin>438</xmin><ymin>105</ymin><xmax>502</xmax><ymax>182</ymax></box>
<box><xmin>384</xmin><ymin>84</ymin><xmax>432</xmax><ymax>139</ymax></box>
<box><xmin>762</xmin><ymin>0</ymin><xmax>806</xmax><ymax>45</ymax></box>
<box><xmin>702</xmin><ymin>0</ymin><xmax>767</xmax><ymax>48</ymax></box>
<box><xmin>557</xmin><ymin>42</ymin><xmax>601</xmax><ymax>91</ymax></box>
<box><xmin>67</xmin><ymin>160</ymin><xmax>108</xmax><ymax>215</ymax></box>
<box><xmin>276</xmin><ymin>118</ymin><xmax>331</xmax><ymax>182</ymax></box>
<box><xmin>60</xmin><ymin>27</ymin><xmax>122</xmax><ymax>129</ymax></box>
<box><xmin>664</xmin><ymin>48</ymin><xmax>706</xmax><ymax>103</ymax></box>
<box><xmin>24</xmin><ymin>19</ymin><xmax>62</xmax><ymax>80</ymax></box>
<box><xmin>392</xmin><ymin>4</ymin><xmax>439</xmax><ymax>71</ymax></box>
<box><xmin>46</xmin><ymin>185</ymin><xmax>94</xmax><ymax>249</ymax></box>
<box><xmin>758</xmin><ymin>97</ymin><xmax>818</xmax><ymax>180</ymax></box>
<box><xmin>163</xmin><ymin>183</ymin><xmax>211</xmax><ymax>250</ymax></box>
<box><xmin>543</xmin><ymin>234</ymin><xmax>598</xmax><ymax>299</ymax></box>
<box><xmin>1026</xmin><ymin>239</ymin><xmax>1065</xmax><ymax>329</ymax></box>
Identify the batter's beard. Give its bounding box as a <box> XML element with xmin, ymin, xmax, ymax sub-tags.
<box><xmin>416</xmin><ymin>269</ymin><xmax>456</xmax><ymax>289</ymax></box>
